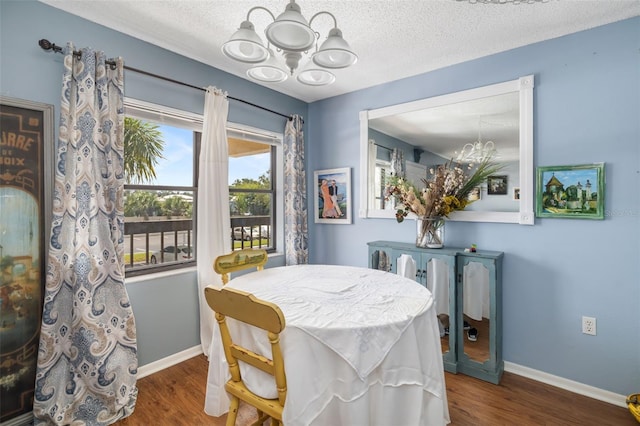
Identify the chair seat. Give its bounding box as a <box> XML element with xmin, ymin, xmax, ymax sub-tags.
<box><xmin>225</xmin><ymin>380</ymin><xmax>283</xmax><ymax>421</ymax></box>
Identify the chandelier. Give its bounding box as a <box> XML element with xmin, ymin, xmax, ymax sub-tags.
<box><xmin>222</xmin><ymin>0</ymin><xmax>357</xmax><ymax>86</ymax></box>
<box><xmin>456</xmin><ymin>140</ymin><xmax>497</xmax><ymax>163</ymax></box>
<box><xmin>455</xmin><ymin>122</ymin><xmax>499</xmax><ymax>163</ymax></box>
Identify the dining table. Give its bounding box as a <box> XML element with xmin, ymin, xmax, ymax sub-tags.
<box><xmin>204</xmin><ymin>264</ymin><xmax>450</xmax><ymax>426</ymax></box>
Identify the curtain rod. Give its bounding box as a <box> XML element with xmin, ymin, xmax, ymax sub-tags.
<box><xmin>38</xmin><ymin>39</ymin><xmax>297</xmax><ymax>122</ymax></box>
<box><xmin>371</xmin><ymin>141</ymin><xmax>393</xmax><ymax>152</ymax></box>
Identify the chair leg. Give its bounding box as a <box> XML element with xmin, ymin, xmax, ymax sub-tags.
<box><xmin>254</xmin><ymin>410</ymin><xmax>270</xmax><ymax>425</ymax></box>
<box><xmin>226</xmin><ymin>397</ymin><xmax>240</xmax><ymax>426</ymax></box>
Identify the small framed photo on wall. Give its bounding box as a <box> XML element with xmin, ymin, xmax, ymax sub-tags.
<box><xmin>487</xmin><ymin>175</ymin><xmax>508</xmax><ymax>195</ymax></box>
<box><xmin>314</xmin><ymin>167</ymin><xmax>352</xmax><ymax>224</ymax></box>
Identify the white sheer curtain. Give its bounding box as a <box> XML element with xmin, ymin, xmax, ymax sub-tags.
<box><xmin>197</xmin><ymin>87</ymin><xmax>231</xmax><ymax>357</ymax></box>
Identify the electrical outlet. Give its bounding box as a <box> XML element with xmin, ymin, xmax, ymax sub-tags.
<box><xmin>582</xmin><ymin>316</ymin><xmax>596</xmax><ymax>335</ymax></box>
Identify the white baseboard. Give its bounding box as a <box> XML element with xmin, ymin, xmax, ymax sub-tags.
<box><xmin>137</xmin><ymin>345</ymin><xmax>203</xmax><ymax>379</ymax></box>
<box><xmin>504</xmin><ymin>361</ymin><xmax>627</xmax><ymax>408</ymax></box>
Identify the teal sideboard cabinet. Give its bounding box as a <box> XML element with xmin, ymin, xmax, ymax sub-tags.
<box><xmin>367</xmin><ymin>240</ymin><xmax>504</xmax><ymax>384</ymax></box>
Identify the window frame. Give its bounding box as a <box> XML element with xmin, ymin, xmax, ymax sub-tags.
<box><xmin>123</xmin><ymin>99</ymin><xmax>202</xmax><ymax>277</ymax></box>
<box><xmin>122</xmin><ymin>98</ymin><xmax>283</xmax><ymax>278</ymax></box>
<box><xmin>227</xmin><ymin>124</ymin><xmax>282</xmax><ymax>254</ymax></box>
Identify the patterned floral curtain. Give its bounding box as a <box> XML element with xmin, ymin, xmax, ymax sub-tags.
<box><xmin>33</xmin><ymin>43</ymin><xmax>138</xmax><ymax>425</ymax></box>
<box><xmin>390</xmin><ymin>148</ymin><xmax>405</xmax><ymax>178</ymax></box>
<box><xmin>283</xmin><ymin>115</ymin><xmax>308</xmax><ymax>265</ymax></box>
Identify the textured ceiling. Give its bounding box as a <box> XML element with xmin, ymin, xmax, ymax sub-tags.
<box><xmin>40</xmin><ymin>0</ymin><xmax>640</xmax><ymax>103</ymax></box>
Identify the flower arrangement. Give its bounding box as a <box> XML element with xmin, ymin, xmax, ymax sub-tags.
<box><xmin>386</xmin><ymin>157</ymin><xmax>503</xmax><ymax>247</ymax></box>
<box><xmin>386</xmin><ymin>157</ymin><xmax>503</xmax><ymax>223</ymax></box>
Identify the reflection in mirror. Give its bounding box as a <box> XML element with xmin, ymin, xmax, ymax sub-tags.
<box><xmin>370</xmin><ymin>249</ymin><xmax>391</xmax><ymax>272</ymax></box>
<box><xmin>462</xmin><ymin>261</ymin><xmax>490</xmax><ymax>364</ymax></box>
<box><xmin>359</xmin><ymin>75</ymin><xmax>534</xmax><ymax>224</ymax></box>
<box><xmin>425</xmin><ymin>258</ymin><xmax>451</xmax><ymax>356</ymax></box>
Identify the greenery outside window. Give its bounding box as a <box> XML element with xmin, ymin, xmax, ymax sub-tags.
<box><xmin>228</xmin><ymin>128</ymin><xmax>280</xmax><ymax>253</ymax></box>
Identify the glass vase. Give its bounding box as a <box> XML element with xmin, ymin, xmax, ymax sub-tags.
<box><xmin>416</xmin><ymin>216</ymin><xmax>445</xmax><ymax>248</ymax></box>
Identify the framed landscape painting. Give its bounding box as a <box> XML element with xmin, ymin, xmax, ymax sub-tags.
<box><xmin>536</xmin><ymin>163</ymin><xmax>605</xmax><ymax>219</ymax></box>
<box><xmin>314</xmin><ymin>167</ymin><xmax>351</xmax><ymax>224</ymax></box>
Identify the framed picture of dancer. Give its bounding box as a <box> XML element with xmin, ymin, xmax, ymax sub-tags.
<box><xmin>314</xmin><ymin>167</ymin><xmax>352</xmax><ymax>224</ymax></box>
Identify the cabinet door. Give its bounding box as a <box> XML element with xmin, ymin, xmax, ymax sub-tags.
<box><xmin>422</xmin><ymin>253</ymin><xmax>457</xmax><ymax>372</ymax></box>
<box><xmin>457</xmin><ymin>254</ymin><xmax>503</xmax><ymax>384</ymax></box>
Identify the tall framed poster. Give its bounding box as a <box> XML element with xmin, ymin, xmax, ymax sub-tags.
<box><xmin>0</xmin><ymin>96</ymin><xmax>53</xmax><ymax>424</ymax></box>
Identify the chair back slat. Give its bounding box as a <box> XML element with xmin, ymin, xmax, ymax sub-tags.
<box><xmin>205</xmin><ymin>286</ymin><xmax>284</xmax><ymax>333</ymax></box>
<box><xmin>230</xmin><ymin>344</ymin><xmax>275</xmax><ymax>375</ymax></box>
<box><xmin>213</xmin><ymin>249</ymin><xmax>268</xmax><ymax>285</ymax></box>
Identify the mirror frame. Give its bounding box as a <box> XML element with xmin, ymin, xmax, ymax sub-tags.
<box><xmin>359</xmin><ymin>75</ymin><xmax>534</xmax><ymax>225</ymax></box>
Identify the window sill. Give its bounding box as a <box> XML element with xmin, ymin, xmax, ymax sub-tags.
<box><xmin>125</xmin><ymin>265</ymin><xmax>197</xmax><ymax>285</ymax></box>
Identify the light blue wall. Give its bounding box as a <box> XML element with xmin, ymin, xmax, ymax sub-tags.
<box><xmin>0</xmin><ymin>1</ymin><xmax>304</xmax><ymax>367</ymax></box>
<box><xmin>307</xmin><ymin>18</ymin><xmax>640</xmax><ymax>395</ymax></box>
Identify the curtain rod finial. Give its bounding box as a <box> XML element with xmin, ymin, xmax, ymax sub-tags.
<box><xmin>38</xmin><ymin>39</ymin><xmax>62</xmax><ymax>53</ymax></box>
<box><xmin>39</xmin><ymin>39</ymin><xmax>53</xmax><ymax>50</ymax></box>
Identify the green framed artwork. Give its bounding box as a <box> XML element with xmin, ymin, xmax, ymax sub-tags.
<box><xmin>536</xmin><ymin>163</ymin><xmax>605</xmax><ymax>219</ymax></box>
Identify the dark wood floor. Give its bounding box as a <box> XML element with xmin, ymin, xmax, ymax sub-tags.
<box><xmin>116</xmin><ymin>355</ymin><xmax>635</xmax><ymax>426</ymax></box>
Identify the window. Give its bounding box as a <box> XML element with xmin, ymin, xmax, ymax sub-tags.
<box><xmin>374</xmin><ymin>158</ymin><xmax>392</xmax><ymax>210</ymax></box>
<box><xmin>123</xmin><ymin>99</ymin><xmax>282</xmax><ymax>277</ymax></box>
<box><xmin>228</xmin><ymin>126</ymin><xmax>280</xmax><ymax>253</ymax></box>
<box><xmin>123</xmin><ymin>99</ymin><xmax>200</xmax><ymax>276</ymax></box>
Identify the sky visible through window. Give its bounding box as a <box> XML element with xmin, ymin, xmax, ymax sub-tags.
<box><xmin>150</xmin><ymin>125</ymin><xmax>269</xmax><ymax>187</ymax></box>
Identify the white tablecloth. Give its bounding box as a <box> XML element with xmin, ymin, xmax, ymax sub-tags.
<box><xmin>204</xmin><ymin>265</ymin><xmax>450</xmax><ymax>426</ymax></box>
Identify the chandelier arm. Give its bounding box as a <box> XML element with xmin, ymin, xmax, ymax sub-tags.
<box><xmin>246</xmin><ymin>6</ymin><xmax>276</xmax><ymax>22</ymax></box>
<box><xmin>309</xmin><ymin>30</ymin><xmax>320</xmax><ymax>54</ymax></box>
<box><xmin>308</xmin><ymin>11</ymin><xmax>338</xmax><ymax>30</ymax></box>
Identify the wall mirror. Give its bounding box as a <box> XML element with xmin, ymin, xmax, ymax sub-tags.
<box><xmin>359</xmin><ymin>75</ymin><xmax>534</xmax><ymax>224</ymax></box>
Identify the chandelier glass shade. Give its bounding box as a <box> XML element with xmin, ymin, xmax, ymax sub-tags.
<box><xmin>222</xmin><ymin>0</ymin><xmax>357</xmax><ymax>86</ymax></box>
<box><xmin>297</xmin><ymin>64</ymin><xmax>335</xmax><ymax>86</ymax></box>
<box><xmin>312</xmin><ymin>28</ymin><xmax>358</xmax><ymax>69</ymax></box>
<box><xmin>247</xmin><ymin>49</ymin><xmax>289</xmax><ymax>83</ymax></box>
<box><xmin>222</xmin><ymin>21</ymin><xmax>270</xmax><ymax>63</ymax></box>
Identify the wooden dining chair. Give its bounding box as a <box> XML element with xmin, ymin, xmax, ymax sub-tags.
<box><xmin>213</xmin><ymin>249</ymin><xmax>268</xmax><ymax>285</ymax></box>
<box><xmin>205</xmin><ymin>286</ymin><xmax>287</xmax><ymax>426</ymax></box>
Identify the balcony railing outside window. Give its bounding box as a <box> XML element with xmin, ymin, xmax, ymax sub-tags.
<box><xmin>123</xmin><ymin>216</ymin><xmax>272</xmax><ymax>275</ymax></box>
